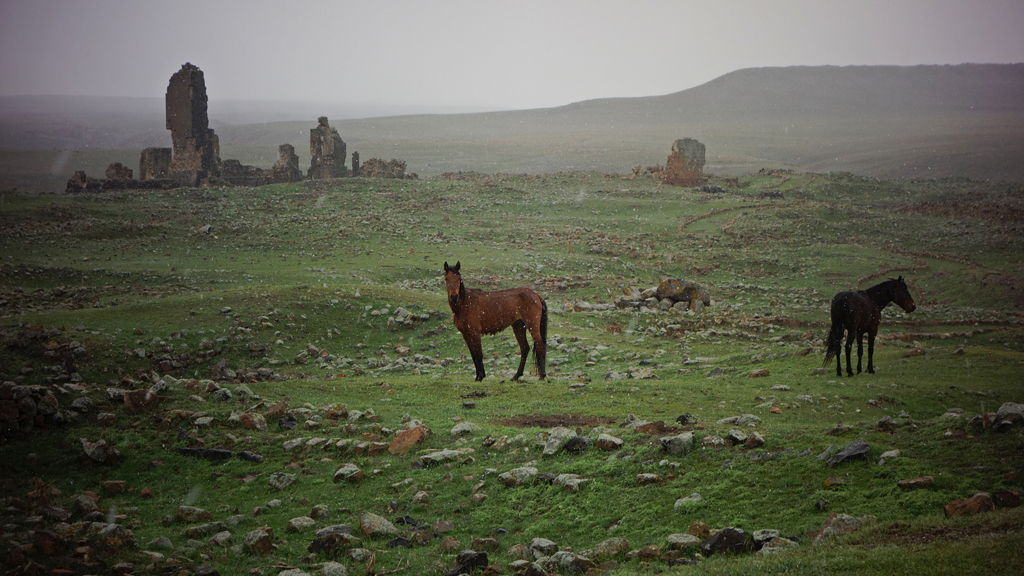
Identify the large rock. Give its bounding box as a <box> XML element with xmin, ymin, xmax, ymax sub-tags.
<box><xmin>333</xmin><ymin>463</ymin><xmax>364</xmax><ymax>483</ymax></box>
<box><xmin>661</xmin><ymin>432</ymin><xmax>695</xmax><ymax>455</ymax></box>
<box><xmin>587</xmin><ymin>537</ymin><xmax>631</xmax><ymax>560</ymax></box>
<box><xmin>244</xmin><ymin>527</ymin><xmax>274</xmax><ymax>556</ymax></box>
<box><xmin>498</xmin><ymin>466</ymin><xmax>538</xmax><ymax>487</ymax></box>
<box><xmin>944</xmin><ymin>493</ymin><xmax>995</xmax><ymax>517</ymax></box>
<box><xmin>656</xmin><ymin>278</ymin><xmax>710</xmax><ymax>306</ymax></box>
<box><xmin>444</xmin><ymin>550</ymin><xmax>488</xmax><ymax>576</ymax></box>
<box><xmin>700</xmin><ymin>527</ymin><xmax>751</xmax><ymax>556</ymax></box>
<box><xmin>307</xmin><ymin>525</ymin><xmax>361</xmax><ymax>554</ymax></box>
<box><xmin>123</xmin><ymin>389</ymin><xmax>159</xmax><ymax>413</ymax></box>
<box><xmin>827</xmin><ymin>440</ymin><xmax>870</xmax><ymax>466</ymax></box>
<box><xmin>388</xmin><ymin>425</ymin><xmax>427</xmax><ymax>456</ymax></box>
<box><xmin>359</xmin><ymin>512</ymin><xmax>399</xmax><ymax>537</ymax></box>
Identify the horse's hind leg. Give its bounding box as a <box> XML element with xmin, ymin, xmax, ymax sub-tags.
<box><xmin>856</xmin><ymin>332</ymin><xmax>864</xmax><ymax>374</ymax></box>
<box><xmin>511</xmin><ymin>320</ymin><xmax>529</xmax><ymax>381</ymax></box>
<box><xmin>844</xmin><ymin>330</ymin><xmax>855</xmax><ymax>377</ymax></box>
<box><xmin>528</xmin><ymin>320</ymin><xmax>547</xmax><ymax>381</ymax></box>
<box><xmin>866</xmin><ymin>329</ymin><xmax>877</xmax><ymax>374</ymax></box>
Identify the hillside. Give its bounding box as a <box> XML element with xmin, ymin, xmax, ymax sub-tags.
<box><xmin>2</xmin><ymin>64</ymin><xmax>1023</xmax><ymax>192</ymax></box>
<box><xmin>1</xmin><ymin>171</ymin><xmax>1022</xmax><ymax>575</ymax></box>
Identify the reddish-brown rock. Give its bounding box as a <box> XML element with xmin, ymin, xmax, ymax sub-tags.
<box><xmin>944</xmin><ymin>493</ymin><xmax>995</xmax><ymax>517</ymax></box>
<box><xmin>994</xmin><ymin>489</ymin><xmax>1021</xmax><ymax>508</ymax></box>
<box><xmin>389</xmin><ymin>426</ymin><xmax>427</xmax><ymax>456</ymax></box>
<box><xmin>123</xmin><ymin>389</ymin><xmax>159</xmax><ymax>413</ymax></box>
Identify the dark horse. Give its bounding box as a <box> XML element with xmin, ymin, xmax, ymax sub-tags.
<box><xmin>824</xmin><ymin>276</ymin><xmax>916</xmax><ymax>376</ymax></box>
<box><xmin>444</xmin><ymin>261</ymin><xmax>547</xmax><ymax>381</ymax></box>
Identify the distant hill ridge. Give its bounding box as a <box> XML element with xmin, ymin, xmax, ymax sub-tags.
<box><xmin>2</xmin><ymin>64</ymin><xmax>1023</xmax><ymax>182</ymax></box>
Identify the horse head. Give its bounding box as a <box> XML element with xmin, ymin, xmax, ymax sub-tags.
<box><xmin>892</xmin><ymin>276</ymin><xmax>916</xmax><ymax>313</ymax></box>
<box><xmin>443</xmin><ymin>261</ymin><xmax>463</xmax><ymax>306</ymax></box>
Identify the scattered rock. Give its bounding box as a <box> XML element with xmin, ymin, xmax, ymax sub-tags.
<box><xmin>877</xmin><ymin>449</ymin><xmax>900</xmax><ymax>465</ymax></box>
<box><xmin>595</xmin><ymin>433</ymin><xmax>624</xmax><ymax>451</ymax></box>
<box><xmin>674</xmin><ymin>493</ymin><xmax>704</xmax><ymax>510</ymax></box>
<box><xmin>700</xmin><ymin>527</ymin><xmax>751</xmax><ymax>556</ymax></box>
<box><xmin>244</xmin><ymin>527</ymin><xmax>274</xmax><ymax>556</ymax></box>
<box><xmin>287</xmin><ymin>516</ymin><xmax>316</xmax><ymax>532</ymax></box>
<box><xmin>269</xmin><ymin>472</ymin><xmax>298</xmax><ymax>491</ymax></box>
<box><xmin>944</xmin><ymin>493</ymin><xmax>995</xmax><ymax>518</ymax></box>
<box><xmin>359</xmin><ymin>512</ymin><xmax>399</xmax><ymax>537</ymax></box>
<box><xmin>498</xmin><ymin>466</ymin><xmax>538</xmax><ymax>487</ymax></box>
<box><xmin>666</xmin><ymin>533</ymin><xmax>702</xmax><ymax>550</ymax></box>
<box><xmin>827</xmin><ymin>440</ymin><xmax>870</xmax><ymax>466</ymax></box>
<box><xmin>334</xmin><ymin>463</ymin><xmax>364</xmax><ymax>483</ymax></box>
<box><xmin>661</xmin><ymin>432</ymin><xmax>694</xmax><ymax>455</ymax></box>
<box><xmin>812</xmin><ymin>513</ymin><xmax>867</xmax><ymax>545</ymax></box>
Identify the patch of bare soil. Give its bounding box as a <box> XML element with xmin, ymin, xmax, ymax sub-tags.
<box><xmin>905</xmin><ymin>199</ymin><xmax>1024</xmax><ymax>228</ymax></box>
<box><xmin>862</xmin><ymin>520</ymin><xmax>1023</xmax><ymax>548</ymax></box>
<box><xmin>498</xmin><ymin>414</ymin><xmax>617</xmax><ymax>429</ymax></box>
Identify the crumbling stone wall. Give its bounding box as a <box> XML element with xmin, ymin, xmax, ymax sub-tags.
<box><xmin>358</xmin><ymin>158</ymin><xmax>417</xmax><ymax>179</ymax></box>
<box><xmin>139</xmin><ymin>148</ymin><xmax>172</xmax><ymax>180</ymax></box>
<box><xmin>272</xmin><ymin>144</ymin><xmax>302</xmax><ymax>182</ymax></box>
<box><xmin>104</xmin><ymin>163</ymin><xmax>133</xmax><ymax>181</ymax></box>
<box><xmin>308</xmin><ymin>117</ymin><xmax>348</xmax><ymax>179</ymax></box>
<box><xmin>662</xmin><ymin>138</ymin><xmax>706</xmax><ymax>186</ymax></box>
<box><xmin>166</xmin><ymin>63</ymin><xmax>219</xmax><ymax>186</ymax></box>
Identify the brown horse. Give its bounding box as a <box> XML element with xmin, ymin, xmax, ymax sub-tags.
<box><xmin>824</xmin><ymin>276</ymin><xmax>916</xmax><ymax>376</ymax></box>
<box><xmin>443</xmin><ymin>261</ymin><xmax>547</xmax><ymax>381</ymax></box>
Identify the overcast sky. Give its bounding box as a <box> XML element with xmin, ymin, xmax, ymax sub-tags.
<box><xmin>1</xmin><ymin>0</ymin><xmax>1022</xmax><ymax>110</ymax></box>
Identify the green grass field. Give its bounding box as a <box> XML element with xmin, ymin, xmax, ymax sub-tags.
<box><xmin>1</xmin><ymin>171</ymin><xmax>1022</xmax><ymax>575</ymax></box>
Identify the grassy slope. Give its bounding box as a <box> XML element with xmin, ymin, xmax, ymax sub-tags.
<box><xmin>0</xmin><ymin>171</ymin><xmax>1022</xmax><ymax>575</ymax></box>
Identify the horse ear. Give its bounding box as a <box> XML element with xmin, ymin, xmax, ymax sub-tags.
<box><xmin>454</xmin><ymin>261</ymin><xmax>461</xmax><ymax>272</ymax></box>
<box><xmin>444</xmin><ymin>261</ymin><xmax>450</xmax><ymax>272</ymax></box>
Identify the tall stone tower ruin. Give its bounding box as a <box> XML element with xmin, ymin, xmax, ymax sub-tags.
<box><xmin>662</xmin><ymin>138</ymin><xmax>706</xmax><ymax>186</ymax></box>
<box><xmin>308</xmin><ymin>117</ymin><xmax>348</xmax><ymax>179</ymax></box>
<box><xmin>166</xmin><ymin>63</ymin><xmax>219</xmax><ymax>186</ymax></box>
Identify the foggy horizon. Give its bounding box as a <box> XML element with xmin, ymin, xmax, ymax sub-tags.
<box><xmin>2</xmin><ymin>0</ymin><xmax>1023</xmax><ymax>112</ymax></box>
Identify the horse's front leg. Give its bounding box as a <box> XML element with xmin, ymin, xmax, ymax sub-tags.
<box><xmin>866</xmin><ymin>329</ymin><xmax>877</xmax><ymax>374</ymax></box>
<box><xmin>462</xmin><ymin>331</ymin><xmax>486</xmax><ymax>381</ymax></box>
<box><xmin>511</xmin><ymin>321</ymin><xmax>529</xmax><ymax>381</ymax></box>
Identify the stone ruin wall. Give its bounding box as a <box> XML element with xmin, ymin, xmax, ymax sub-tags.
<box><xmin>662</xmin><ymin>138</ymin><xmax>706</xmax><ymax>186</ymax></box>
<box><xmin>66</xmin><ymin>64</ymin><xmax>415</xmax><ymax>192</ymax></box>
<box><xmin>165</xmin><ymin>63</ymin><xmax>219</xmax><ymax>186</ymax></box>
<box><xmin>308</xmin><ymin>117</ymin><xmax>348</xmax><ymax>179</ymax></box>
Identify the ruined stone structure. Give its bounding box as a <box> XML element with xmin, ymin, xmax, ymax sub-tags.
<box><xmin>104</xmin><ymin>163</ymin><xmax>133</xmax><ymax>181</ymax></box>
<box><xmin>662</xmin><ymin>138</ymin><xmax>706</xmax><ymax>186</ymax></box>
<box><xmin>139</xmin><ymin>148</ymin><xmax>172</xmax><ymax>180</ymax></box>
<box><xmin>272</xmin><ymin>144</ymin><xmax>302</xmax><ymax>182</ymax></box>
<box><xmin>357</xmin><ymin>158</ymin><xmax>417</xmax><ymax>180</ymax></box>
<box><xmin>64</xmin><ymin>65</ymin><xmax>420</xmax><ymax>192</ymax></box>
<box><xmin>166</xmin><ymin>63</ymin><xmax>219</xmax><ymax>186</ymax></box>
<box><xmin>308</xmin><ymin>117</ymin><xmax>347</xmax><ymax>179</ymax></box>
<box><xmin>217</xmin><ymin>144</ymin><xmax>302</xmax><ymax>186</ymax></box>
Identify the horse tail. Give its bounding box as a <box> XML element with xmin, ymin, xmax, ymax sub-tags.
<box><xmin>823</xmin><ymin>297</ymin><xmax>846</xmax><ymax>367</ymax></box>
<box><xmin>534</xmin><ymin>298</ymin><xmax>548</xmax><ymax>368</ymax></box>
